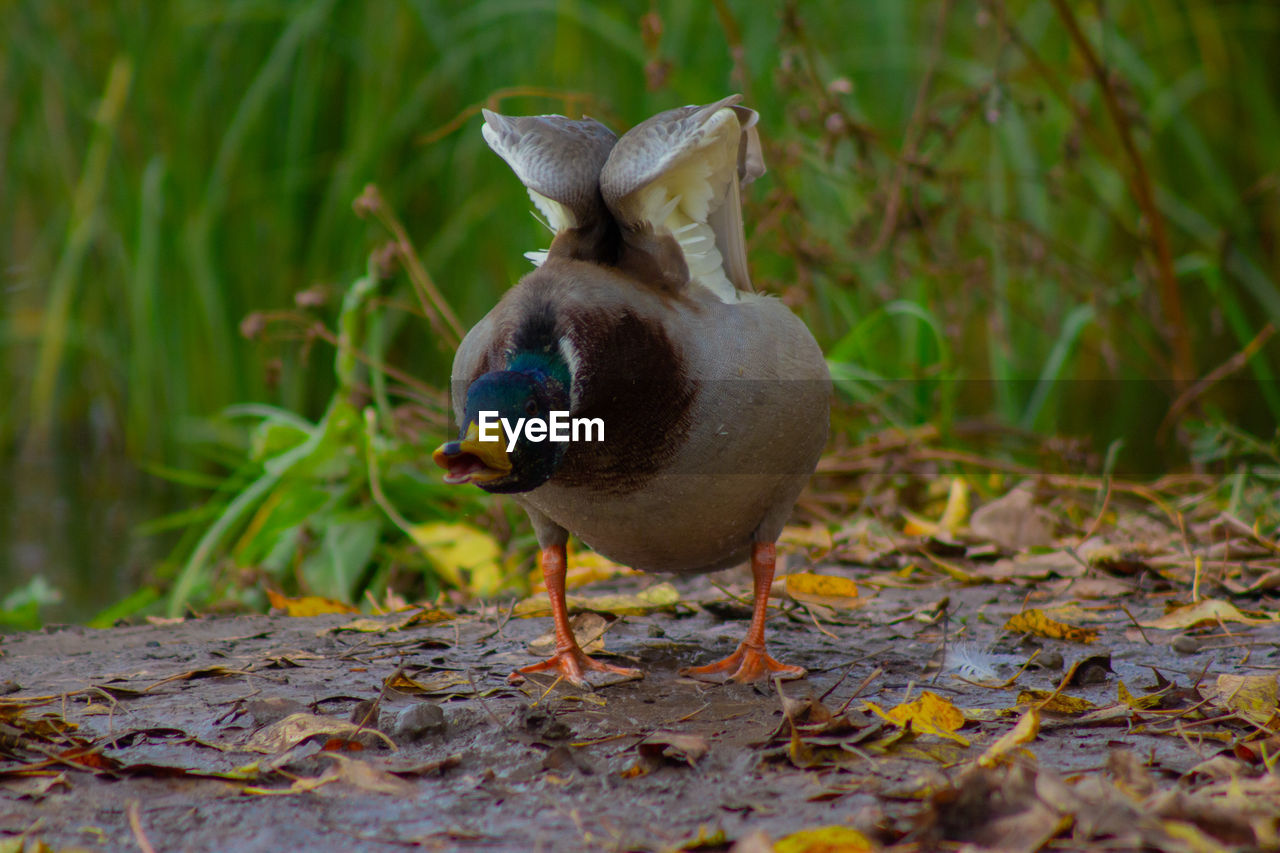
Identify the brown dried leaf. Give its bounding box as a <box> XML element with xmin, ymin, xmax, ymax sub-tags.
<box><xmin>529</xmin><ymin>612</ymin><xmax>608</xmax><ymax>656</ymax></box>
<box><xmin>385</xmin><ymin>669</ymin><xmax>472</xmax><ymax>696</ymax></box>
<box><xmin>970</xmin><ymin>485</ymin><xmax>1055</xmax><ymax>550</ymax></box>
<box><xmin>636</xmin><ymin>731</ymin><xmax>708</xmax><ymax>766</ymax></box>
<box><xmin>317</xmin><ymin>753</ymin><xmax>415</xmax><ymax>796</ymax></box>
<box><xmin>243</xmin><ymin>712</ymin><xmax>392</xmax><ymax>754</ymax></box>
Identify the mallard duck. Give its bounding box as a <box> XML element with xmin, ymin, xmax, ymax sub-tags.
<box><xmin>433</xmin><ymin>96</ymin><xmax>830</xmax><ymax>684</ymax></box>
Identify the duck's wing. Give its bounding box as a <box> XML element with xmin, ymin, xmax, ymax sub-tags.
<box><xmin>598</xmin><ymin>95</ymin><xmax>765</xmax><ymax>301</ymax></box>
<box><xmin>481</xmin><ymin>110</ymin><xmax>618</xmax><ymax>266</ymax></box>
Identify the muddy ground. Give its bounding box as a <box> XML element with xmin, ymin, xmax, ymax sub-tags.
<box><xmin>2</xmin><ymin>561</ymin><xmax>1279</xmax><ymax>852</ymax></box>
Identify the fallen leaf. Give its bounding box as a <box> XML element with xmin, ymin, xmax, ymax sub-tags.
<box><xmin>919</xmin><ymin>553</ymin><xmax>983</xmax><ymax>584</ymax></box>
<box><xmin>1004</xmin><ymin>609</ymin><xmax>1098</xmax><ymax>644</ymax></box>
<box><xmin>1157</xmin><ymin>820</ymin><xmax>1234</xmax><ymax>853</ymax></box>
<box><xmin>1141</xmin><ymin>599</ymin><xmax>1274</xmax><ymax>629</ymax></box>
<box><xmin>1016</xmin><ymin>690</ymin><xmax>1096</xmax><ymax>716</ymax></box>
<box><xmin>970</xmin><ymin>485</ymin><xmax>1055</xmax><ymax>550</ymax></box>
<box><xmin>242</xmin><ymin>775</ymin><xmax>334</xmax><ymax>796</ymax></box>
<box><xmin>1117</xmin><ymin>681</ymin><xmax>1161</xmax><ymax>711</ymax></box>
<box><xmin>1212</xmin><ymin>673</ymin><xmax>1279</xmax><ymax>727</ymax></box>
<box><xmin>978</xmin><ymin>708</ymin><xmax>1039</xmax><ymax>767</ymax></box>
<box><xmin>920</xmin><ymin>764</ymin><xmax>1075</xmax><ymax>852</ymax></box>
<box><xmin>871</xmin><ymin>691</ymin><xmax>968</xmax><ymax>745</ymax></box>
<box><xmin>1081</xmin><ymin>543</ymin><xmax>1153</xmax><ymax>576</ymax></box>
<box><xmin>670</xmin><ymin>824</ymin><xmax>729</xmax><ymax>850</ymax></box>
<box><xmin>1233</xmin><ymin>734</ymin><xmax>1280</xmax><ymax>765</ymax></box>
<box><xmin>905</xmin><ymin>476</ymin><xmax>970</xmax><ymax>538</ymax></box>
<box><xmin>143</xmin><ymin>666</ymin><xmax>249</xmax><ymax>692</ymax></box>
<box><xmin>265</xmin><ymin>590</ymin><xmax>358</xmax><ymax>617</ymax></box>
<box><xmin>317</xmin><ymin>753</ymin><xmax>415</xmax><ymax>796</ymax></box>
<box><xmin>385</xmin><ymin>670</ymin><xmax>472</xmax><ymax>696</ymax></box>
<box><xmin>785</xmin><ymin>573</ymin><xmax>860</xmax><ymax>609</ymax></box>
<box><xmin>243</xmin><ymin>712</ymin><xmax>392</xmax><ymax>753</ymax></box>
<box><xmin>774</xmin><ymin>825</ymin><xmax>877</xmax><ymax>852</ymax></box>
<box><xmin>331</xmin><ymin>608</ymin><xmax>455</xmax><ymax>634</ymax></box>
<box><xmin>636</xmin><ymin>731</ymin><xmax>709</xmax><ymax>766</ymax></box>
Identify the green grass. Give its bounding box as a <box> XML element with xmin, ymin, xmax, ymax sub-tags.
<box><xmin>2</xmin><ymin>0</ymin><xmax>1278</xmax><ymax>614</ymax></box>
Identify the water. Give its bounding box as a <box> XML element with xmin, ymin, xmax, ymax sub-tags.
<box><xmin>0</xmin><ymin>441</ymin><xmax>170</xmax><ymax>626</ymax></box>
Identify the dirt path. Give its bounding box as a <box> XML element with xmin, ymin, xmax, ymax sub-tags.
<box><xmin>2</xmin><ymin>565</ymin><xmax>1278</xmax><ymax>852</ymax></box>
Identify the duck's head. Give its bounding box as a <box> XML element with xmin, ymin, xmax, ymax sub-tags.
<box><xmin>432</xmin><ymin>366</ymin><xmax>571</xmax><ymax>494</ymax></box>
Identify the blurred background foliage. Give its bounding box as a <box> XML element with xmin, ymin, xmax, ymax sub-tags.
<box><xmin>1</xmin><ymin>0</ymin><xmax>1277</xmax><ymax>624</ymax></box>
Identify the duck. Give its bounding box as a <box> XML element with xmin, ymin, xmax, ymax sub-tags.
<box><xmin>433</xmin><ymin>95</ymin><xmax>830</xmax><ymax>685</ymax></box>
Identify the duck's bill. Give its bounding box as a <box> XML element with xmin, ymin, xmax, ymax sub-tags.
<box><xmin>432</xmin><ymin>421</ymin><xmax>512</xmax><ymax>485</ymax></box>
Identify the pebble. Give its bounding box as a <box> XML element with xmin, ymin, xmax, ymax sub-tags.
<box><xmin>394</xmin><ymin>702</ymin><xmax>446</xmax><ymax>741</ymax></box>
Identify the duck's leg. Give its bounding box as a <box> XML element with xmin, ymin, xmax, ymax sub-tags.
<box><xmin>510</xmin><ymin>544</ymin><xmax>642</xmax><ymax>685</ymax></box>
<box><xmin>681</xmin><ymin>542</ymin><xmax>806</xmax><ymax>683</ymax></box>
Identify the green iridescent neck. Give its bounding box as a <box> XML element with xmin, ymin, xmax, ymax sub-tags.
<box><xmin>506</xmin><ymin>347</ymin><xmax>571</xmax><ymax>392</ymax></box>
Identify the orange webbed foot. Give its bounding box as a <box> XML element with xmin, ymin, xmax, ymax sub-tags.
<box><xmin>510</xmin><ymin>648</ymin><xmax>641</xmax><ymax>687</ymax></box>
<box><xmin>680</xmin><ymin>641</ymin><xmax>805</xmax><ymax>683</ymax></box>
<box><xmin>680</xmin><ymin>541</ymin><xmax>806</xmax><ymax>683</ymax></box>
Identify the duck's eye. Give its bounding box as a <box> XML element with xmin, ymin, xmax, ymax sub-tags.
<box><xmin>525</xmin><ymin>399</ymin><xmax>539</xmax><ymax>416</ymax></box>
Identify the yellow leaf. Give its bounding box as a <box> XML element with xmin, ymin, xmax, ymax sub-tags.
<box><xmin>866</xmin><ymin>692</ymin><xmax>969</xmax><ymax>746</ymax></box>
<box><xmin>1141</xmin><ymin>599</ymin><xmax>1274</xmax><ymax>630</ymax></box>
<box><xmin>786</xmin><ymin>572</ymin><xmax>860</xmax><ymax>609</ymax></box>
<box><xmin>1159</xmin><ymin>820</ymin><xmax>1234</xmax><ymax>853</ymax></box>
<box><xmin>939</xmin><ymin>476</ymin><xmax>971</xmax><ymax>531</ymax></box>
<box><xmin>1016</xmin><ymin>689</ymin><xmax>1096</xmax><ymax>715</ymax></box>
<box><xmin>920</xmin><ymin>552</ymin><xmax>982</xmax><ymax>584</ymax></box>
<box><xmin>902</xmin><ymin>477</ymin><xmax>969</xmax><ymax>537</ymax></box>
<box><xmin>1214</xmin><ymin>673</ymin><xmax>1279</xmax><ymax>727</ymax></box>
<box><xmin>979</xmin><ymin>707</ymin><xmax>1039</xmax><ymax>767</ymax></box>
<box><xmin>1118</xmin><ymin>680</ymin><xmax>1161</xmax><ymax>710</ymax></box>
<box><xmin>409</xmin><ymin>522</ymin><xmax>506</xmax><ymax>596</ymax></box>
<box><xmin>266</xmin><ymin>590</ymin><xmax>358</xmax><ymax>617</ymax></box>
<box><xmin>1004</xmin><ymin>608</ymin><xmax>1098</xmax><ymax>643</ymax></box>
<box><xmin>514</xmin><ymin>581</ymin><xmax>680</xmax><ymax>618</ymax></box>
<box><xmin>901</xmin><ymin>509</ymin><xmax>936</xmax><ymax>537</ymax></box>
<box><xmin>401</xmin><ymin>607</ymin><xmax>456</xmax><ymax>626</ymax></box>
<box><xmin>775</xmin><ymin>825</ymin><xmax>878</xmax><ymax>852</ymax></box>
